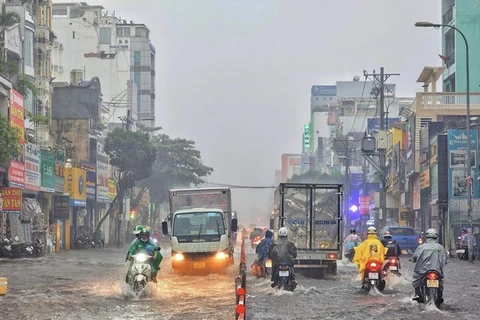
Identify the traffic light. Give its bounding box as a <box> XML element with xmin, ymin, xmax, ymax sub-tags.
<box><xmin>129</xmin><ymin>208</ymin><xmax>136</xmax><ymax>220</ymax></box>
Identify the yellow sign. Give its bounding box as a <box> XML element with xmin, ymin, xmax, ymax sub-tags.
<box><xmin>64</xmin><ymin>167</ymin><xmax>87</xmax><ymax>202</ymax></box>
<box><xmin>420</xmin><ymin>169</ymin><xmax>430</xmax><ymax>189</ymax></box>
<box><xmin>108</xmin><ymin>179</ymin><xmax>117</xmax><ymax>200</ymax></box>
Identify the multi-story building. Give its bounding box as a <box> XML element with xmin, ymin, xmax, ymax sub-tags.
<box><xmin>441</xmin><ymin>0</ymin><xmax>480</xmax><ymax>92</ymax></box>
<box><xmin>51</xmin><ymin>2</ymin><xmax>156</xmax><ymax>128</ymax></box>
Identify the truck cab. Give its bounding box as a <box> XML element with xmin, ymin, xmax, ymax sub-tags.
<box><xmin>161</xmin><ymin>188</ymin><xmax>237</xmax><ymax>272</ymax></box>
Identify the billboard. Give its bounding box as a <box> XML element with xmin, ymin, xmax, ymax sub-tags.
<box><xmin>9</xmin><ymin>89</ymin><xmax>24</xmax><ymax>145</ymax></box>
<box><xmin>367</xmin><ymin>117</ymin><xmax>401</xmax><ymax>131</ymax></box>
<box><xmin>447</xmin><ymin>130</ymin><xmax>479</xmax><ymax>199</ymax></box>
<box><xmin>281</xmin><ymin>154</ymin><xmax>301</xmax><ymax>182</ymax></box>
<box><xmin>311</xmin><ymin>85</ymin><xmax>336</xmax><ymax>97</ymax></box>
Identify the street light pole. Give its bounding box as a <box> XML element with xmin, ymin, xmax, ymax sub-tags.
<box><xmin>415</xmin><ymin>21</ymin><xmax>472</xmax><ymax>230</ymax></box>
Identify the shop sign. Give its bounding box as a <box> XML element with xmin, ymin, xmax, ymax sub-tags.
<box><xmin>8</xmin><ymin>159</ymin><xmax>25</xmax><ymax>189</ymax></box>
<box><xmin>1</xmin><ymin>187</ymin><xmax>22</xmax><ymax>213</ymax></box>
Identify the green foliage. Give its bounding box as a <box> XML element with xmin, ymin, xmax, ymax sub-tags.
<box><xmin>104</xmin><ymin>128</ymin><xmax>156</xmax><ymax>189</ymax></box>
<box><xmin>25</xmin><ymin>111</ymin><xmax>49</xmax><ymax>125</ymax></box>
<box><xmin>288</xmin><ymin>170</ymin><xmax>344</xmax><ymax>184</ymax></box>
<box><xmin>141</xmin><ymin>133</ymin><xmax>214</xmax><ymax>206</ymax></box>
<box><xmin>0</xmin><ymin>4</ymin><xmax>20</xmax><ymax>28</ymax></box>
<box><xmin>0</xmin><ymin>113</ymin><xmax>22</xmax><ymax>165</ymax></box>
<box><xmin>14</xmin><ymin>74</ymin><xmax>39</xmax><ymax>98</ymax></box>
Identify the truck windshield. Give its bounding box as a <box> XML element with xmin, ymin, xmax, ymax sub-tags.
<box><xmin>173</xmin><ymin>212</ymin><xmax>225</xmax><ymax>236</ymax></box>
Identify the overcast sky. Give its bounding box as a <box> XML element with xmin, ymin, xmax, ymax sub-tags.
<box><xmin>55</xmin><ymin>0</ymin><xmax>441</xmax><ymax>225</ymax></box>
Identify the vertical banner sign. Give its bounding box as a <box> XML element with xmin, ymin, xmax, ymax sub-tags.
<box><xmin>1</xmin><ymin>187</ymin><xmax>22</xmax><ymax>213</ymax></box>
<box><xmin>40</xmin><ymin>150</ymin><xmax>55</xmax><ymax>193</ymax></box>
<box><xmin>24</xmin><ymin>143</ymin><xmax>41</xmax><ymax>191</ymax></box>
<box><xmin>9</xmin><ymin>89</ymin><xmax>24</xmax><ymax>145</ymax></box>
<box><xmin>447</xmin><ymin>130</ymin><xmax>479</xmax><ymax>199</ymax></box>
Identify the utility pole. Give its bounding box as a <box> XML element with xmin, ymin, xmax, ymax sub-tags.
<box><xmin>363</xmin><ymin>67</ymin><xmax>400</xmax><ymax>230</ymax></box>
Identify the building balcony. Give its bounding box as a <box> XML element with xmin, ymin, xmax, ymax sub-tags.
<box><xmin>416</xmin><ymin>92</ymin><xmax>480</xmax><ymax>112</ymax></box>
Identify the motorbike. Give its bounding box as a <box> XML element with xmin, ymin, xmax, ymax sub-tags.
<box><xmin>273</xmin><ymin>262</ymin><xmax>297</xmax><ymax>291</ymax></box>
<box><xmin>382</xmin><ymin>256</ymin><xmax>401</xmax><ymax>277</ymax></box>
<box><xmin>362</xmin><ymin>260</ymin><xmax>386</xmax><ymax>292</ymax></box>
<box><xmin>127</xmin><ymin>253</ymin><xmax>153</xmax><ymax>294</ymax></box>
<box><xmin>251</xmin><ymin>235</ymin><xmax>262</xmax><ymax>250</ymax></box>
<box><xmin>416</xmin><ymin>270</ymin><xmax>443</xmax><ymax>307</ymax></box>
<box><xmin>265</xmin><ymin>258</ymin><xmax>272</xmax><ymax>275</ymax></box>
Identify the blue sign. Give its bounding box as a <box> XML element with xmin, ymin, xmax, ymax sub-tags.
<box><xmin>447</xmin><ymin>130</ymin><xmax>479</xmax><ymax>199</ymax></box>
<box><xmin>367</xmin><ymin>118</ymin><xmax>401</xmax><ymax>130</ymax></box>
<box><xmin>311</xmin><ymin>85</ymin><xmax>336</xmax><ymax>96</ymax></box>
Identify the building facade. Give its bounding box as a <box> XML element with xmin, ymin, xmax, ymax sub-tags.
<box><xmin>51</xmin><ymin>2</ymin><xmax>156</xmax><ymax>128</ymax></box>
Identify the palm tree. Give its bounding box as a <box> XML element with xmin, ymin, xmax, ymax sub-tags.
<box><xmin>0</xmin><ymin>3</ymin><xmax>20</xmax><ymax>28</ymax></box>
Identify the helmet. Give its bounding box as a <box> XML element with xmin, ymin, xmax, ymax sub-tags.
<box><xmin>278</xmin><ymin>227</ymin><xmax>288</xmax><ymax>237</ymax></box>
<box><xmin>367</xmin><ymin>227</ymin><xmax>377</xmax><ymax>234</ymax></box>
<box><xmin>133</xmin><ymin>225</ymin><xmax>144</xmax><ymax>235</ymax></box>
<box><xmin>384</xmin><ymin>231</ymin><xmax>392</xmax><ymax>238</ymax></box>
<box><xmin>139</xmin><ymin>228</ymin><xmax>150</xmax><ymax>242</ymax></box>
<box><xmin>425</xmin><ymin>228</ymin><xmax>438</xmax><ymax>239</ymax></box>
<box><xmin>462</xmin><ymin>226</ymin><xmax>468</xmax><ymax>231</ymax></box>
<box><xmin>350</xmin><ymin>228</ymin><xmax>356</xmax><ymax>234</ymax></box>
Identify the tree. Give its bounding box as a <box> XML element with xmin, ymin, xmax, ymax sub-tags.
<box><xmin>94</xmin><ymin>128</ymin><xmax>156</xmax><ymax>237</ymax></box>
<box><xmin>0</xmin><ymin>113</ymin><xmax>22</xmax><ymax>166</ymax></box>
<box><xmin>0</xmin><ymin>3</ymin><xmax>20</xmax><ymax>28</ymax></box>
<box><xmin>139</xmin><ymin>133</ymin><xmax>213</xmax><ymax>221</ymax></box>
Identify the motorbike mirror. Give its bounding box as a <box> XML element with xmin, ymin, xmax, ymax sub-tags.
<box><xmin>161</xmin><ymin>221</ymin><xmax>168</xmax><ymax>235</ymax></box>
<box><xmin>231</xmin><ymin>218</ymin><xmax>238</xmax><ymax>232</ymax></box>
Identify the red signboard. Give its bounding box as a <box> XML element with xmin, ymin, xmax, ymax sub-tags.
<box><xmin>9</xmin><ymin>89</ymin><xmax>24</xmax><ymax>145</ymax></box>
<box><xmin>9</xmin><ymin>159</ymin><xmax>25</xmax><ymax>189</ymax></box>
<box><xmin>1</xmin><ymin>187</ymin><xmax>22</xmax><ymax>213</ymax></box>
<box><xmin>359</xmin><ymin>196</ymin><xmax>370</xmax><ymax>215</ymax></box>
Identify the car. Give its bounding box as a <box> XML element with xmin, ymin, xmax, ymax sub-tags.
<box><xmin>380</xmin><ymin>226</ymin><xmax>421</xmax><ymax>254</ymax></box>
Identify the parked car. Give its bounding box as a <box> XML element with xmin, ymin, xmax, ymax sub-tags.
<box><xmin>380</xmin><ymin>226</ymin><xmax>420</xmax><ymax>254</ymax></box>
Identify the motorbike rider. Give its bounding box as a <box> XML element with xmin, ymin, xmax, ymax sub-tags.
<box><xmin>461</xmin><ymin>227</ymin><xmax>476</xmax><ymax>263</ymax></box>
<box><xmin>381</xmin><ymin>231</ymin><xmax>401</xmax><ymax>257</ymax></box>
<box><xmin>268</xmin><ymin>227</ymin><xmax>297</xmax><ymax>288</ymax></box>
<box><xmin>255</xmin><ymin>230</ymin><xmax>274</xmax><ymax>276</ymax></box>
<box><xmin>412</xmin><ymin>228</ymin><xmax>447</xmax><ymax>303</ymax></box>
<box><xmin>130</xmin><ymin>225</ymin><xmax>156</xmax><ymax>245</ymax></box>
<box><xmin>125</xmin><ymin>227</ymin><xmax>163</xmax><ymax>283</ymax></box>
<box><xmin>353</xmin><ymin>226</ymin><xmax>387</xmax><ymax>283</ymax></box>
<box><xmin>344</xmin><ymin>228</ymin><xmax>362</xmax><ymax>259</ymax></box>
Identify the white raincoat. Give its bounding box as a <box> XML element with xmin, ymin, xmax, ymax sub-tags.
<box><xmin>411</xmin><ymin>238</ymin><xmax>447</xmax><ymax>289</ymax></box>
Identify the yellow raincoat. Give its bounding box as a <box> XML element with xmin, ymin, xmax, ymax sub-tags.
<box><xmin>353</xmin><ymin>234</ymin><xmax>387</xmax><ymax>278</ymax></box>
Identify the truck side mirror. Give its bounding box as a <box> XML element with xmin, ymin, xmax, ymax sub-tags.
<box><xmin>270</xmin><ymin>218</ymin><xmax>274</xmax><ymax>230</ymax></box>
<box><xmin>162</xmin><ymin>221</ymin><xmax>168</xmax><ymax>235</ymax></box>
<box><xmin>231</xmin><ymin>218</ymin><xmax>238</xmax><ymax>232</ymax></box>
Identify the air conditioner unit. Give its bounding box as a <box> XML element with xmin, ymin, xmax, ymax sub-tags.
<box><xmin>59</xmin><ymin>66</ymin><xmax>64</xmax><ymax>73</ymax></box>
<box><xmin>59</xmin><ymin>43</ymin><xmax>63</xmax><ymax>50</ymax></box>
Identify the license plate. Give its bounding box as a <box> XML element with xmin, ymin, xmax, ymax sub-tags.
<box><xmin>457</xmin><ymin>249</ymin><xmax>465</xmax><ymax>254</ymax></box>
<box><xmin>193</xmin><ymin>262</ymin><xmax>206</xmax><ymax>269</ymax></box>
<box><xmin>279</xmin><ymin>270</ymin><xmax>289</xmax><ymax>277</ymax></box>
<box><xmin>427</xmin><ymin>279</ymin><xmax>439</xmax><ymax>288</ymax></box>
<box><xmin>389</xmin><ymin>266</ymin><xmax>398</xmax><ymax>270</ymax></box>
<box><xmin>368</xmin><ymin>272</ymin><xmax>379</xmax><ymax>279</ymax></box>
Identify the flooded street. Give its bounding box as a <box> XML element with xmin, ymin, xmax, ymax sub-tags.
<box><xmin>2</xmin><ymin>247</ymin><xmax>480</xmax><ymax>320</ymax></box>
<box><xmin>0</xmin><ymin>247</ymin><xmax>238</xmax><ymax>320</ymax></box>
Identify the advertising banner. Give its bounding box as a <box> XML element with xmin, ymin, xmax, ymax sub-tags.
<box><xmin>24</xmin><ymin>143</ymin><xmax>40</xmax><ymax>191</ymax></box>
<box><xmin>447</xmin><ymin>130</ymin><xmax>479</xmax><ymax>199</ymax></box>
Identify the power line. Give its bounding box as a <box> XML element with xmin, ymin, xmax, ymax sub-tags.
<box><xmin>203</xmin><ymin>182</ymin><xmax>277</xmax><ymax>189</ymax></box>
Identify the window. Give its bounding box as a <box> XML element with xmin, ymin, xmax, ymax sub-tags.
<box><xmin>173</xmin><ymin>212</ymin><xmax>225</xmax><ymax>236</ymax></box>
<box><xmin>99</xmin><ymin>28</ymin><xmax>111</xmax><ymax>44</ymax></box>
<box><xmin>72</xmin><ymin>31</ymin><xmax>75</xmax><ymax>39</ymax></box>
<box><xmin>135</xmin><ymin>27</ymin><xmax>148</xmax><ymax>38</ymax></box>
<box><xmin>134</xmin><ymin>51</ymin><xmax>141</xmax><ymax>66</ymax></box>
<box><xmin>24</xmin><ymin>30</ymin><xmax>34</xmax><ymax>67</ymax></box>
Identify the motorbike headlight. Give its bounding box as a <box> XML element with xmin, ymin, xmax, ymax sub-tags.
<box><xmin>215</xmin><ymin>252</ymin><xmax>227</xmax><ymax>259</ymax></box>
<box><xmin>134</xmin><ymin>253</ymin><xmax>149</xmax><ymax>262</ymax></box>
<box><xmin>173</xmin><ymin>253</ymin><xmax>184</xmax><ymax>261</ymax></box>
<box><xmin>152</xmin><ymin>238</ymin><xmax>158</xmax><ymax>244</ymax></box>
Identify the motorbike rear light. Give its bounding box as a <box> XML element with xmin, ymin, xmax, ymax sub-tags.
<box><xmin>389</xmin><ymin>258</ymin><xmax>398</xmax><ymax>264</ymax></box>
<box><xmin>426</xmin><ymin>272</ymin><xmax>438</xmax><ymax>280</ymax></box>
<box><xmin>367</xmin><ymin>260</ymin><xmax>382</xmax><ymax>272</ymax></box>
<box><xmin>418</xmin><ymin>238</ymin><xmax>424</xmax><ymax>244</ymax></box>
<box><xmin>279</xmin><ymin>266</ymin><xmax>288</xmax><ymax>270</ymax></box>
<box><xmin>369</xmin><ymin>262</ymin><xmax>377</xmax><ymax>268</ymax></box>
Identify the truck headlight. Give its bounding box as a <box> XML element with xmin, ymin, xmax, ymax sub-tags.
<box><xmin>173</xmin><ymin>253</ymin><xmax>184</xmax><ymax>261</ymax></box>
<box><xmin>215</xmin><ymin>252</ymin><xmax>227</xmax><ymax>259</ymax></box>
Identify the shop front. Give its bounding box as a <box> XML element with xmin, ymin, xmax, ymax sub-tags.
<box><xmin>64</xmin><ymin>166</ymin><xmax>87</xmax><ymax>247</ymax></box>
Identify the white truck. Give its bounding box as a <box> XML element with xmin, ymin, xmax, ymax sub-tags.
<box><xmin>161</xmin><ymin>187</ymin><xmax>238</xmax><ymax>271</ymax></box>
<box><xmin>270</xmin><ymin>183</ymin><xmax>343</xmax><ymax>277</ymax></box>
